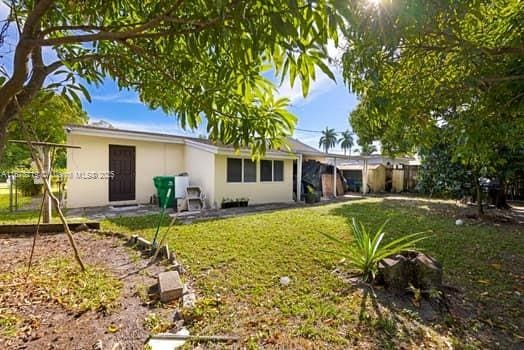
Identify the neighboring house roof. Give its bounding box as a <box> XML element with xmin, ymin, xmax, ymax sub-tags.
<box><xmin>338</xmin><ymin>164</ymin><xmax>385</xmax><ymax>171</ymax></box>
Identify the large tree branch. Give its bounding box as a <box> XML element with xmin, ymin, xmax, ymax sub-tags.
<box><xmin>40</xmin><ymin>0</ymin><xmax>185</xmax><ymax>37</ymax></box>
<box><xmin>21</xmin><ymin>0</ymin><xmax>54</xmax><ymax>36</ymax></box>
<box><xmin>0</xmin><ymin>0</ymin><xmax>54</xmax><ymax>114</ymax></box>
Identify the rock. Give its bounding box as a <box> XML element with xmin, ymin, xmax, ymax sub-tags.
<box><xmin>455</xmin><ymin>219</ymin><xmax>464</xmax><ymax>225</ymax></box>
<box><xmin>169</xmin><ymin>262</ymin><xmax>184</xmax><ymax>274</ymax></box>
<box><xmin>412</xmin><ymin>253</ymin><xmax>443</xmax><ymax>291</ymax></box>
<box><xmin>158</xmin><ymin>271</ymin><xmax>184</xmax><ymax>302</ymax></box>
<box><xmin>378</xmin><ymin>252</ymin><xmax>443</xmax><ymax>294</ymax></box>
<box><xmin>173</xmin><ymin>310</ymin><xmax>183</xmax><ymax>321</ymax></box>
<box><xmin>378</xmin><ymin>255</ymin><xmax>412</xmax><ymax>293</ymax></box>
<box><xmin>92</xmin><ymin>340</ymin><xmax>103</xmax><ymax>350</ymax></box>
<box><xmin>182</xmin><ymin>292</ymin><xmax>196</xmax><ymax>308</ymax></box>
<box><xmin>74</xmin><ymin>223</ymin><xmax>89</xmax><ymax>232</ymax></box>
<box><xmin>127</xmin><ymin>235</ymin><xmax>138</xmax><ymax>245</ymax></box>
<box><xmin>136</xmin><ymin>237</ymin><xmax>151</xmax><ymax>250</ymax></box>
<box><xmin>279</xmin><ymin>276</ymin><xmax>291</xmax><ymax>286</ymax></box>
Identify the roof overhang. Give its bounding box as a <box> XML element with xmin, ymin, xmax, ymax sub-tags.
<box><xmin>185</xmin><ymin>139</ymin><xmax>298</xmax><ymax>159</ymax></box>
<box><xmin>67</xmin><ymin>125</ymin><xmax>186</xmax><ymax>144</ymax></box>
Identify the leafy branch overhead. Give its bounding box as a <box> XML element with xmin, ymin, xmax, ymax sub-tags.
<box><xmin>0</xmin><ymin>0</ymin><xmax>344</xmax><ymax>155</ymax></box>
<box><xmin>342</xmin><ymin>0</ymin><xmax>524</xmax><ymax>158</ymax></box>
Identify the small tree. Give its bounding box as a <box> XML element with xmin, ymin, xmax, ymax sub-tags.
<box><xmin>319</xmin><ymin>127</ymin><xmax>338</xmax><ymax>153</ymax></box>
<box><xmin>359</xmin><ymin>143</ymin><xmax>377</xmax><ymax>156</ymax></box>
<box><xmin>0</xmin><ymin>92</ymin><xmax>87</xmax><ymax>170</ymax></box>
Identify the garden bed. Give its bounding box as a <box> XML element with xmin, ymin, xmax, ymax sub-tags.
<box><xmin>0</xmin><ymin>231</ymin><xmax>178</xmax><ymax>349</ymax></box>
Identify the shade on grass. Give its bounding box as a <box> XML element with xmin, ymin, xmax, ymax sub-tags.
<box><xmin>102</xmin><ymin>198</ymin><xmax>522</xmax><ymax>348</ymax></box>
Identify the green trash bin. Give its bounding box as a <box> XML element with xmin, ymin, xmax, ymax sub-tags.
<box><xmin>153</xmin><ymin>176</ymin><xmax>175</xmax><ymax>208</ymax></box>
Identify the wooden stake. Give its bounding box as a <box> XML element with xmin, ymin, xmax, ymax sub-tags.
<box><xmin>25</xmin><ymin>140</ymin><xmax>86</xmax><ymax>271</ymax></box>
<box><xmin>27</xmin><ymin>185</ymin><xmax>47</xmax><ymax>275</ymax></box>
<box><xmin>149</xmin><ymin>334</ymin><xmax>239</xmax><ymax>342</ymax></box>
<box><xmin>42</xmin><ymin>146</ymin><xmax>51</xmax><ymax>223</ymax></box>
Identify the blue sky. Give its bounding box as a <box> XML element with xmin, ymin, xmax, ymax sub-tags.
<box><xmin>0</xmin><ymin>3</ymin><xmax>360</xmax><ymax>153</ymax></box>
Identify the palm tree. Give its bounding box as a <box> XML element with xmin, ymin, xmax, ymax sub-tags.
<box><xmin>318</xmin><ymin>127</ymin><xmax>338</xmax><ymax>153</ymax></box>
<box><xmin>360</xmin><ymin>143</ymin><xmax>377</xmax><ymax>156</ymax></box>
<box><xmin>339</xmin><ymin>130</ymin><xmax>354</xmax><ymax>157</ymax></box>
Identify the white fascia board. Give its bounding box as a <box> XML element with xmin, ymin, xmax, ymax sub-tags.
<box><xmin>70</xmin><ymin>127</ymin><xmax>185</xmax><ymax>144</ymax></box>
<box><xmin>216</xmin><ymin>148</ymin><xmax>298</xmax><ymax>160</ymax></box>
<box><xmin>184</xmin><ymin>139</ymin><xmax>219</xmax><ymax>153</ymax></box>
<box><xmin>185</xmin><ymin>139</ymin><xmax>297</xmax><ymax>159</ymax></box>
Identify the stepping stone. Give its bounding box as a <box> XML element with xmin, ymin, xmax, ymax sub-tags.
<box><xmin>136</xmin><ymin>237</ymin><xmax>151</xmax><ymax>250</ymax></box>
<box><xmin>158</xmin><ymin>271</ymin><xmax>183</xmax><ymax>302</ymax></box>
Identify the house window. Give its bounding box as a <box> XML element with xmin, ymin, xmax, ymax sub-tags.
<box><xmin>227</xmin><ymin>158</ymin><xmax>257</xmax><ymax>183</ymax></box>
<box><xmin>227</xmin><ymin>158</ymin><xmax>242</xmax><ymax>183</ymax></box>
<box><xmin>260</xmin><ymin>160</ymin><xmax>284</xmax><ymax>182</ymax></box>
<box><xmin>244</xmin><ymin>159</ymin><xmax>256</xmax><ymax>182</ymax></box>
<box><xmin>260</xmin><ymin>160</ymin><xmax>273</xmax><ymax>182</ymax></box>
<box><xmin>273</xmin><ymin>160</ymin><xmax>284</xmax><ymax>181</ymax></box>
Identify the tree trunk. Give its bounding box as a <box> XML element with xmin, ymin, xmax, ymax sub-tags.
<box><xmin>475</xmin><ymin>178</ymin><xmax>484</xmax><ymax>215</ymax></box>
<box><xmin>494</xmin><ymin>181</ymin><xmax>510</xmax><ymax>209</ymax></box>
<box><xmin>0</xmin><ymin>110</ymin><xmax>16</xmax><ymax>159</ymax></box>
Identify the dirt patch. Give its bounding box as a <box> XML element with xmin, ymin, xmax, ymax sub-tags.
<box><xmin>0</xmin><ymin>231</ymin><xmax>177</xmax><ymax>349</ymax></box>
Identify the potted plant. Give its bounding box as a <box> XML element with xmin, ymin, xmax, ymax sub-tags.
<box><xmin>221</xmin><ymin>198</ymin><xmax>234</xmax><ymax>209</ymax></box>
<box><xmin>305</xmin><ymin>186</ymin><xmax>316</xmax><ymax>204</ymax></box>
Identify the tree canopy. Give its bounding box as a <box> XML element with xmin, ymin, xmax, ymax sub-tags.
<box><xmin>338</xmin><ymin>130</ymin><xmax>354</xmax><ymax>156</ymax></box>
<box><xmin>318</xmin><ymin>127</ymin><xmax>338</xmax><ymax>153</ymax></box>
<box><xmin>341</xmin><ymin>0</ymin><xmax>523</xmax><ymax>161</ymax></box>
<box><xmin>0</xmin><ymin>92</ymin><xmax>88</xmax><ymax>170</ymax></box>
<box><xmin>0</xmin><ymin>0</ymin><xmax>344</xmax><ymax>156</ymax></box>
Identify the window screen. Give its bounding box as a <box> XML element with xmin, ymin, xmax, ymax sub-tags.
<box><xmin>227</xmin><ymin>158</ymin><xmax>242</xmax><ymax>182</ymax></box>
<box><xmin>260</xmin><ymin>160</ymin><xmax>273</xmax><ymax>181</ymax></box>
<box><xmin>273</xmin><ymin>160</ymin><xmax>284</xmax><ymax>181</ymax></box>
<box><xmin>243</xmin><ymin>159</ymin><xmax>256</xmax><ymax>182</ymax></box>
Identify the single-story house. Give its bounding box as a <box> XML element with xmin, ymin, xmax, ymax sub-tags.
<box><xmin>65</xmin><ymin>125</ymin><xmax>342</xmax><ymax>209</ymax></box>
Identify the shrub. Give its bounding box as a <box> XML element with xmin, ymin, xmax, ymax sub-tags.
<box><xmin>321</xmin><ymin>218</ymin><xmax>428</xmax><ymax>282</ymax></box>
<box><xmin>15</xmin><ymin>172</ymin><xmax>43</xmax><ymax>196</ymax></box>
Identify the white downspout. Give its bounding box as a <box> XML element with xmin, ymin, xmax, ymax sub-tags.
<box><xmin>296</xmin><ymin>154</ymin><xmax>303</xmax><ymax>202</ymax></box>
<box><xmin>333</xmin><ymin>157</ymin><xmax>337</xmax><ymax>198</ymax></box>
<box><xmin>362</xmin><ymin>158</ymin><xmax>368</xmax><ymax>195</ymax></box>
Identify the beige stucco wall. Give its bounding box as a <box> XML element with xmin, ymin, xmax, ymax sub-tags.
<box><xmin>66</xmin><ymin>134</ymin><xmax>185</xmax><ymax>208</ymax></box>
<box><xmin>214</xmin><ymin>155</ymin><xmax>294</xmax><ymax>206</ymax></box>
<box><xmin>184</xmin><ymin>145</ymin><xmax>215</xmax><ymax>208</ymax></box>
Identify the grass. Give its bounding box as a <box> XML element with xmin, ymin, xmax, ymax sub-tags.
<box><xmin>0</xmin><ymin>190</ymin><xmax>31</xmax><ymax>212</ymax></box>
<box><xmin>0</xmin><ymin>311</ymin><xmax>21</xmax><ymax>338</ymax></box>
<box><xmin>0</xmin><ymin>256</ymin><xmax>122</xmax><ymax>339</ymax></box>
<box><xmin>0</xmin><ymin>191</ymin><xmax>67</xmax><ymax>224</ymax></box>
<box><xmin>102</xmin><ymin>197</ymin><xmax>523</xmax><ymax>348</ymax></box>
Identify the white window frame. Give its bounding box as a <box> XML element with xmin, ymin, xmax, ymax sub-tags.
<box><xmin>226</xmin><ymin>157</ymin><xmax>258</xmax><ymax>184</ymax></box>
<box><xmin>260</xmin><ymin>159</ymin><xmax>284</xmax><ymax>183</ymax></box>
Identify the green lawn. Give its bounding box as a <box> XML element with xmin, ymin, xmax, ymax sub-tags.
<box><xmin>103</xmin><ymin>197</ymin><xmax>523</xmax><ymax>349</ymax></box>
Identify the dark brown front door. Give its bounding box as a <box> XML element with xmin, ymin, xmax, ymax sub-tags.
<box><xmin>109</xmin><ymin>145</ymin><xmax>135</xmax><ymax>201</ymax></box>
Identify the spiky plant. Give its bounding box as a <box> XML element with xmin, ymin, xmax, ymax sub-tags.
<box><xmin>321</xmin><ymin>218</ymin><xmax>428</xmax><ymax>282</ymax></box>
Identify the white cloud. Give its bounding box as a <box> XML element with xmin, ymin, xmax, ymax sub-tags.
<box><xmin>91</xmin><ymin>94</ymin><xmax>142</xmax><ymax>104</ymax></box>
<box><xmin>276</xmin><ymin>71</ymin><xmax>336</xmax><ymax>106</ymax></box>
